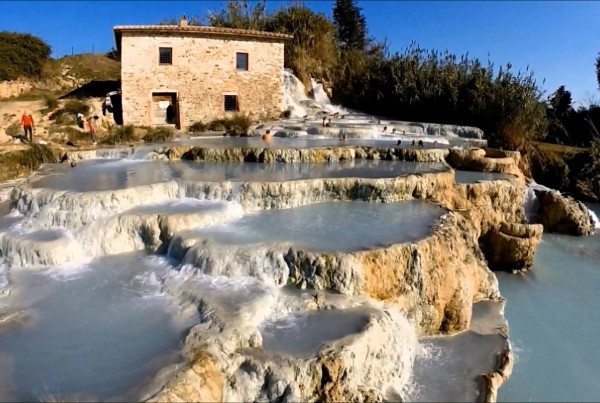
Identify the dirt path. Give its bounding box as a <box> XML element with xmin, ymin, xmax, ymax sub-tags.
<box><xmin>0</xmin><ymin>99</ymin><xmax>48</xmax><ymax>146</ymax></box>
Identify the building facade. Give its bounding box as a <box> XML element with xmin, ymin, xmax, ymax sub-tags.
<box><xmin>113</xmin><ymin>20</ymin><xmax>291</xmax><ymax>130</ymax></box>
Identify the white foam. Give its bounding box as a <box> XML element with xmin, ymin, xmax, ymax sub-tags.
<box><xmin>588</xmin><ymin>209</ymin><xmax>600</xmax><ymax>229</ymax></box>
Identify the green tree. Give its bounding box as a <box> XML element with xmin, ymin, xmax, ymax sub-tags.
<box><xmin>549</xmin><ymin>85</ymin><xmax>573</xmax><ymax>117</ymax></box>
<box><xmin>0</xmin><ymin>32</ymin><xmax>51</xmax><ymax>80</ymax></box>
<box><xmin>207</xmin><ymin>0</ymin><xmax>268</xmax><ymax>31</ymax></box>
<box><xmin>266</xmin><ymin>4</ymin><xmax>339</xmax><ymax>84</ymax></box>
<box><xmin>332</xmin><ymin>0</ymin><xmax>367</xmax><ymax>51</ymax></box>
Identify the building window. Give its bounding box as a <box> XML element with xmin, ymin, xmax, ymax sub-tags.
<box><xmin>224</xmin><ymin>95</ymin><xmax>238</xmax><ymax>112</ymax></box>
<box><xmin>159</xmin><ymin>47</ymin><xmax>172</xmax><ymax>65</ymax></box>
<box><xmin>236</xmin><ymin>52</ymin><xmax>248</xmax><ymax>71</ymax></box>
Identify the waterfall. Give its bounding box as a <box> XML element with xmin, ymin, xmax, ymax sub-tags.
<box><xmin>283</xmin><ymin>70</ymin><xmax>309</xmax><ymax>118</ymax></box>
<box><xmin>310</xmin><ymin>78</ymin><xmax>331</xmax><ymax>106</ymax></box>
<box><xmin>522</xmin><ymin>183</ymin><xmax>552</xmax><ymax>222</ymax></box>
<box><xmin>589</xmin><ymin>209</ymin><xmax>600</xmax><ymax>229</ymax></box>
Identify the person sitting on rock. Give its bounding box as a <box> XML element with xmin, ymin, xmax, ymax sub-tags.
<box><xmin>322</xmin><ymin>117</ymin><xmax>327</xmax><ymax>127</ymax></box>
<box><xmin>418</xmin><ymin>140</ymin><xmax>424</xmax><ymax>147</ymax></box>
<box><xmin>325</xmin><ymin>119</ymin><xmax>331</xmax><ymax>127</ymax></box>
<box><xmin>262</xmin><ymin>129</ymin><xmax>272</xmax><ymax>142</ymax></box>
<box><xmin>392</xmin><ymin>128</ymin><xmax>397</xmax><ymax>134</ymax></box>
<box><xmin>341</xmin><ymin>133</ymin><xmax>347</xmax><ymax>141</ymax></box>
<box><xmin>397</xmin><ymin>140</ymin><xmax>402</xmax><ymax>145</ymax></box>
<box><xmin>411</xmin><ymin>140</ymin><xmax>416</xmax><ymax>146</ymax></box>
<box><xmin>382</xmin><ymin>126</ymin><xmax>388</xmax><ymax>133</ymax></box>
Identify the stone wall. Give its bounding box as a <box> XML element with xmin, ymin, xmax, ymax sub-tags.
<box><xmin>0</xmin><ymin>80</ymin><xmax>32</xmax><ymax>99</ymax></box>
<box><xmin>120</xmin><ymin>32</ymin><xmax>285</xmax><ymax>129</ymax></box>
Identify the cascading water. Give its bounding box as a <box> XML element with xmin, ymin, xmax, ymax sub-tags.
<box><xmin>522</xmin><ymin>183</ymin><xmax>551</xmax><ymax>222</ymax></box>
<box><xmin>283</xmin><ymin>69</ymin><xmax>309</xmax><ymax>118</ymax></box>
<box><xmin>310</xmin><ymin>77</ymin><xmax>332</xmax><ymax>106</ymax></box>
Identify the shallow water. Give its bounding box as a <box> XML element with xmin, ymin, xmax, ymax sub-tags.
<box><xmin>162</xmin><ymin>135</ymin><xmax>474</xmax><ymax>150</ymax></box>
<box><xmin>260</xmin><ymin>308</ymin><xmax>371</xmax><ymax>357</ymax></box>
<box><xmin>0</xmin><ymin>253</ymin><xmax>197</xmax><ymax>402</ymax></box>
<box><xmin>454</xmin><ymin>170</ymin><xmax>513</xmax><ymax>184</ymax></box>
<box><xmin>31</xmin><ymin>160</ymin><xmax>448</xmax><ymax>192</ymax></box>
<box><xmin>182</xmin><ymin>200</ymin><xmax>446</xmax><ymax>252</ymax></box>
<box><xmin>497</xmin><ymin>204</ymin><xmax>600</xmax><ymax>402</ymax></box>
<box><xmin>406</xmin><ymin>301</ymin><xmax>508</xmax><ymax>402</ymax></box>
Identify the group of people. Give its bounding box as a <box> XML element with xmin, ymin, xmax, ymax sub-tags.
<box><xmin>17</xmin><ymin>109</ymin><xmax>97</xmax><ymax>144</ymax></box>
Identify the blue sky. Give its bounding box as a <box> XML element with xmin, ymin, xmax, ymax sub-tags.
<box><xmin>1</xmin><ymin>1</ymin><xmax>599</xmax><ymax>105</ymax></box>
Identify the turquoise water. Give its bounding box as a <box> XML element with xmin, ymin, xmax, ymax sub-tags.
<box><xmin>0</xmin><ymin>253</ymin><xmax>197</xmax><ymax>402</ymax></box>
<box><xmin>31</xmin><ymin>160</ymin><xmax>447</xmax><ymax>192</ymax></box>
<box><xmin>181</xmin><ymin>200</ymin><xmax>446</xmax><ymax>252</ymax></box>
<box><xmin>497</xmin><ymin>205</ymin><xmax>600</xmax><ymax>402</ymax></box>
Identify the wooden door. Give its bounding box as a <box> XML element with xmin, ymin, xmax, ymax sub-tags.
<box><xmin>151</xmin><ymin>94</ymin><xmax>173</xmax><ymax>125</ymax></box>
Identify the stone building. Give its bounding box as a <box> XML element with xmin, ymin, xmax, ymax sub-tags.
<box><xmin>113</xmin><ymin>18</ymin><xmax>292</xmax><ymax>130</ymax></box>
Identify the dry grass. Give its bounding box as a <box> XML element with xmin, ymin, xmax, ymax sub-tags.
<box><xmin>42</xmin><ymin>53</ymin><xmax>120</xmax><ymax>82</ymax></box>
<box><xmin>142</xmin><ymin>126</ymin><xmax>175</xmax><ymax>143</ymax></box>
<box><xmin>100</xmin><ymin>124</ymin><xmax>137</xmax><ymax>145</ymax></box>
<box><xmin>204</xmin><ymin>114</ymin><xmax>252</xmax><ymax>135</ymax></box>
<box><xmin>0</xmin><ymin>144</ymin><xmax>58</xmax><ymax>182</ymax></box>
<box><xmin>531</xmin><ymin>141</ymin><xmax>586</xmax><ymax>155</ymax></box>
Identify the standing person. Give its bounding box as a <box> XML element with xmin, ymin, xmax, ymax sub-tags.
<box><xmin>87</xmin><ymin>116</ymin><xmax>97</xmax><ymax>144</ymax></box>
<box><xmin>20</xmin><ymin>110</ymin><xmax>34</xmax><ymax>142</ymax></box>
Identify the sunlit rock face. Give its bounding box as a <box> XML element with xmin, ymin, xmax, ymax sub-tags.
<box><xmin>164</xmin><ymin>145</ymin><xmax>450</xmax><ymax>164</ymax></box>
<box><xmin>534</xmin><ymin>189</ymin><xmax>596</xmax><ymax>235</ymax></box>
<box><xmin>1</xmin><ymin>149</ymin><xmax>540</xmax><ymax>403</ymax></box>
<box><xmin>480</xmin><ymin>223</ymin><xmax>544</xmax><ymax>272</ymax></box>
<box><xmin>446</xmin><ymin>148</ymin><xmax>524</xmax><ymax>177</ymax></box>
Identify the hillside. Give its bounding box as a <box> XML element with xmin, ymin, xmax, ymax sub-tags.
<box><xmin>0</xmin><ymin>53</ymin><xmax>120</xmax><ymax>99</ymax></box>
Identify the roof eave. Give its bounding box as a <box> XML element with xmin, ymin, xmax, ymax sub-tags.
<box><xmin>112</xmin><ymin>26</ymin><xmax>293</xmax><ymax>44</ymax></box>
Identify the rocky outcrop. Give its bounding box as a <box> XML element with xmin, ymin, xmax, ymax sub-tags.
<box><xmin>146</xmin><ymin>350</ymin><xmax>223</xmax><ymax>403</ymax></box>
<box><xmin>480</xmin><ymin>223</ymin><xmax>543</xmax><ymax>272</ymax></box>
<box><xmin>169</xmin><ymin>210</ymin><xmax>500</xmax><ymax>336</ymax></box>
<box><xmin>163</xmin><ymin>145</ymin><xmax>450</xmax><ymax>163</ymax></box>
<box><xmin>534</xmin><ymin>189</ymin><xmax>595</xmax><ymax>235</ymax></box>
<box><xmin>5</xmin><ymin>154</ymin><xmax>537</xmax><ymax>402</ymax></box>
<box><xmin>447</xmin><ymin>148</ymin><xmax>523</xmax><ymax>177</ymax></box>
<box><xmin>148</xmin><ymin>301</ymin><xmax>418</xmax><ymax>403</ymax></box>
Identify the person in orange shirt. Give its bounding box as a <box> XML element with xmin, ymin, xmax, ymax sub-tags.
<box><xmin>20</xmin><ymin>110</ymin><xmax>34</xmax><ymax>142</ymax></box>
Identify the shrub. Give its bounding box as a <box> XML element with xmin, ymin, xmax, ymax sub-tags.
<box><xmin>142</xmin><ymin>126</ymin><xmax>175</xmax><ymax>143</ymax></box>
<box><xmin>205</xmin><ymin>114</ymin><xmax>252</xmax><ymax>135</ymax></box>
<box><xmin>0</xmin><ymin>144</ymin><xmax>58</xmax><ymax>182</ymax></box>
<box><xmin>5</xmin><ymin>122</ymin><xmax>21</xmax><ymax>137</ymax></box>
<box><xmin>188</xmin><ymin>121</ymin><xmax>208</xmax><ymax>133</ymax></box>
<box><xmin>63</xmin><ymin>99</ymin><xmax>89</xmax><ymax>115</ymax></box>
<box><xmin>48</xmin><ymin>109</ymin><xmax>74</xmax><ymax>125</ymax></box>
<box><xmin>227</xmin><ymin>114</ymin><xmax>252</xmax><ymax>135</ymax></box>
<box><xmin>0</xmin><ymin>32</ymin><xmax>51</xmax><ymax>80</ymax></box>
<box><xmin>208</xmin><ymin>119</ymin><xmax>226</xmax><ymax>131</ymax></box>
<box><xmin>591</xmin><ymin>139</ymin><xmax>600</xmax><ymax>169</ymax></box>
<box><xmin>100</xmin><ymin>125</ymin><xmax>136</xmax><ymax>145</ymax></box>
<box><xmin>44</xmin><ymin>95</ymin><xmax>59</xmax><ymax>110</ymax></box>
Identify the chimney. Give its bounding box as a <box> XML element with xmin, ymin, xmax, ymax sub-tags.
<box><xmin>179</xmin><ymin>15</ymin><xmax>188</xmax><ymax>27</ymax></box>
